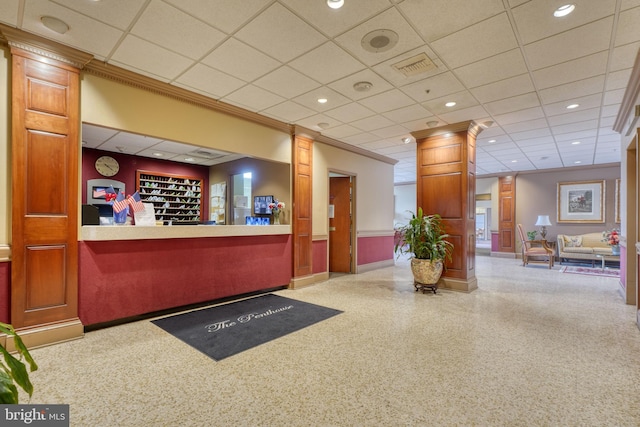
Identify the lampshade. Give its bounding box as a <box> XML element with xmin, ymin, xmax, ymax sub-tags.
<box><xmin>535</xmin><ymin>215</ymin><xmax>552</xmax><ymax>226</ymax></box>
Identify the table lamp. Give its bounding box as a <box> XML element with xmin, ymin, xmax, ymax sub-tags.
<box><xmin>535</xmin><ymin>215</ymin><xmax>552</xmax><ymax>239</ymax></box>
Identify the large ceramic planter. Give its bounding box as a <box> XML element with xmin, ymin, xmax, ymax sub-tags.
<box><xmin>410</xmin><ymin>257</ymin><xmax>444</xmax><ymax>293</ymax></box>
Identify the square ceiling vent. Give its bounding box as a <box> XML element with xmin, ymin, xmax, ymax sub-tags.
<box><xmin>391</xmin><ymin>53</ymin><xmax>437</xmax><ymax>77</ymax></box>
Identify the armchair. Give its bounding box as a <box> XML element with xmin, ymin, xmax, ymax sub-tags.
<box><xmin>516</xmin><ymin>223</ymin><xmax>554</xmax><ymax>268</ymax></box>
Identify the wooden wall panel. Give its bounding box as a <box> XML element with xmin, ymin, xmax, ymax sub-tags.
<box><xmin>292</xmin><ymin>135</ymin><xmax>313</xmax><ymax>278</ymax></box>
<box><xmin>420</xmin><ymin>173</ymin><xmax>462</xmax><ymax>218</ymax></box>
<box><xmin>498</xmin><ymin>176</ymin><xmax>516</xmax><ymax>252</ymax></box>
<box><xmin>11</xmin><ymin>49</ymin><xmax>79</xmax><ymax>328</ymax></box>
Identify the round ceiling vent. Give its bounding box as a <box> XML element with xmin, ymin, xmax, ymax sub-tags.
<box><xmin>353</xmin><ymin>81</ymin><xmax>373</xmax><ymax>92</ymax></box>
<box><xmin>361</xmin><ymin>29</ymin><xmax>399</xmax><ymax>53</ymax></box>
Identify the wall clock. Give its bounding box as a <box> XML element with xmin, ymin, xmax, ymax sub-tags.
<box><xmin>95</xmin><ymin>155</ymin><xmax>120</xmax><ymax>177</ymax></box>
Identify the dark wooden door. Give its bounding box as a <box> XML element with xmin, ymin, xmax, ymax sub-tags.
<box><xmin>11</xmin><ymin>49</ymin><xmax>79</xmax><ymax>327</ymax></box>
<box><xmin>329</xmin><ymin>177</ymin><xmax>351</xmax><ymax>273</ymax></box>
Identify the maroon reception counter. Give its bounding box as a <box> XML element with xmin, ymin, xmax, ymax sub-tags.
<box><xmin>79</xmin><ymin>225</ymin><xmax>292</xmax><ymax>326</ymax></box>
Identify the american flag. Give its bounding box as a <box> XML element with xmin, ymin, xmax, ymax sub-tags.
<box><xmin>127</xmin><ymin>192</ymin><xmax>145</xmax><ymax>213</ymax></box>
<box><xmin>112</xmin><ymin>191</ymin><xmax>128</xmax><ymax>213</ymax></box>
<box><xmin>92</xmin><ymin>188</ymin><xmax>106</xmax><ymax>198</ymax></box>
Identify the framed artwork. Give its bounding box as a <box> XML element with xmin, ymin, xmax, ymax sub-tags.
<box><xmin>557</xmin><ymin>180</ymin><xmax>605</xmax><ymax>223</ymax></box>
<box><xmin>615</xmin><ymin>178</ymin><xmax>621</xmax><ymax>224</ymax></box>
<box><xmin>210</xmin><ymin>181</ymin><xmax>227</xmax><ymax>224</ymax></box>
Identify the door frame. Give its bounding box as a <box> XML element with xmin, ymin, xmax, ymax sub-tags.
<box><xmin>328</xmin><ymin>170</ymin><xmax>356</xmax><ymax>274</ymax></box>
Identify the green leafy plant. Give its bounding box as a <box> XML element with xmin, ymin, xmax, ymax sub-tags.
<box><xmin>394</xmin><ymin>207</ymin><xmax>453</xmax><ymax>262</ymax></box>
<box><xmin>0</xmin><ymin>322</ymin><xmax>38</xmax><ymax>404</ymax></box>
<box><xmin>526</xmin><ymin>231</ymin><xmax>537</xmax><ymax>240</ymax></box>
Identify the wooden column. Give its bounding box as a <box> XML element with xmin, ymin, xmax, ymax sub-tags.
<box><xmin>498</xmin><ymin>176</ymin><xmax>516</xmax><ymax>254</ymax></box>
<box><xmin>4</xmin><ymin>28</ymin><xmax>92</xmax><ymax>347</ymax></box>
<box><xmin>291</xmin><ymin>134</ymin><xmax>313</xmax><ymax>286</ymax></box>
<box><xmin>413</xmin><ymin>121</ymin><xmax>479</xmax><ymax>292</ymax></box>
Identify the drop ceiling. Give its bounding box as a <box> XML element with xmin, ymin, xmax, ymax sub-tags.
<box><xmin>1</xmin><ymin>0</ymin><xmax>635</xmax><ymax>183</ymax></box>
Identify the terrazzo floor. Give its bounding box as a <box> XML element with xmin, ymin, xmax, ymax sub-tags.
<box><xmin>25</xmin><ymin>255</ymin><xmax>640</xmax><ymax>426</ymax></box>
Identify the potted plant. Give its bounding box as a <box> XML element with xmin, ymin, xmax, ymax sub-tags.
<box><xmin>394</xmin><ymin>208</ymin><xmax>453</xmax><ymax>293</ymax></box>
<box><xmin>0</xmin><ymin>322</ymin><xmax>38</xmax><ymax>404</ymax></box>
<box><xmin>527</xmin><ymin>231</ymin><xmax>537</xmax><ymax>240</ymax></box>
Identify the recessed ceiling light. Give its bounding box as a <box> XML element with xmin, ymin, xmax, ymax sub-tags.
<box><xmin>152</xmin><ymin>152</ymin><xmax>164</xmax><ymax>157</ymax></box>
<box><xmin>41</xmin><ymin>16</ymin><xmax>69</xmax><ymax>34</ymax></box>
<box><xmin>445</xmin><ymin>101</ymin><xmax>456</xmax><ymax>107</ymax></box>
<box><xmin>327</xmin><ymin>0</ymin><xmax>344</xmax><ymax>9</ymax></box>
<box><xmin>554</xmin><ymin>4</ymin><xmax>575</xmax><ymax>17</ymax></box>
<box><xmin>184</xmin><ymin>157</ymin><xmax>195</xmax><ymax>162</ymax></box>
<box><xmin>488</xmin><ymin>139</ymin><xmax>496</xmax><ymax>143</ymax></box>
<box><xmin>574</xmin><ymin>160</ymin><xmax>582</xmax><ymax>164</ymax></box>
<box><xmin>317</xmin><ymin>122</ymin><xmax>330</xmax><ymax>129</ymax></box>
<box><xmin>402</xmin><ymin>137</ymin><xmax>411</xmax><ymax>144</ymax></box>
<box><xmin>317</xmin><ymin>98</ymin><xmax>328</xmax><ymax>104</ymax></box>
<box><xmin>571</xmin><ymin>141</ymin><xmax>581</xmax><ymax>145</ymax></box>
<box><xmin>511</xmin><ymin>160</ymin><xmax>518</xmax><ymax>163</ymax></box>
<box><xmin>426</xmin><ymin>120</ymin><xmax>439</xmax><ymax>128</ymax></box>
<box><xmin>566</xmin><ymin>103</ymin><xmax>579</xmax><ymax>109</ymax></box>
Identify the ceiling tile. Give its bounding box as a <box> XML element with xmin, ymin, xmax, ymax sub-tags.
<box><xmin>0</xmin><ymin>0</ymin><xmax>21</xmax><ymax>26</ymax></box>
<box><xmin>201</xmin><ymin>38</ymin><xmax>281</xmax><ymax>82</ymax></box>
<box><xmin>46</xmin><ymin>0</ymin><xmax>146</xmax><ymax>30</ymax></box>
<box><xmin>484</xmin><ymin>92</ymin><xmax>540</xmax><ymax>116</ymax></box>
<box><xmin>436</xmin><ymin>105</ymin><xmax>490</xmax><ymax>125</ymax></box>
<box><xmin>324</xmin><ymin>102</ymin><xmax>376</xmax><ymax>122</ymax></box>
<box><xmin>470</xmin><ymin>74</ymin><xmax>534</xmax><ymax>104</ymax></box>
<box><xmin>359</xmin><ymin>89</ymin><xmax>415</xmax><ymax>113</ymax></box>
<box><xmin>328</xmin><ymin>69</ymin><xmax>395</xmax><ymax>101</ymax></box>
<box><xmin>235</xmin><ymin>3</ymin><xmax>326</xmax><ymax>63</ymax></box>
<box><xmin>421</xmin><ymin>90</ymin><xmax>478</xmax><ymax>115</ymax></box>
<box><xmin>253</xmin><ymin>66</ymin><xmax>321</xmax><ymax>99</ymax></box>
<box><xmin>261</xmin><ymin>101</ymin><xmax>316</xmax><ymax>122</ymax></box>
<box><xmin>538</xmin><ymin>76</ymin><xmax>605</xmax><ymax>105</ymax></box>
<box><xmin>603</xmin><ymin>88</ymin><xmax>626</xmax><ymax>105</ymax></box>
<box><xmin>110</xmin><ymin>35</ymin><xmax>193</xmax><ymax>81</ymax></box>
<box><xmin>547</xmin><ymin>108</ymin><xmax>600</xmax><ymax>126</ymax></box>
<box><xmin>400</xmin><ymin>0</ymin><xmax>505</xmax><ymax>43</ymax></box>
<box><xmin>351</xmin><ymin>115</ymin><xmax>396</xmax><ymax>132</ymax></box>
<box><xmin>292</xmin><ymin>87</ymin><xmax>352</xmax><ymax>113</ymax></box>
<box><xmin>383</xmin><ymin>104</ymin><xmax>432</xmax><ymax>122</ymax></box>
<box><xmin>222</xmin><ymin>84</ymin><xmax>286</xmax><ymax>111</ymax></box>
<box><xmin>493</xmin><ymin>107</ymin><xmax>545</xmax><ymax>126</ymax></box>
<box><xmin>400</xmin><ymin>72</ymin><xmax>465</xmax><ymax>103</ymax></box>
<box><xmin>164</xmin><ymin>0</ymin><xmax>272</xmax><ymax>34</ymax></box>
<box><xmin>431</xmin><ymin>13</ymin><xmax>518</xmax><ymax>69</ymax></box>
<box><xmin>295</xmin><ymin>114</ymin><xmax>343</xmax><ymax>132</ymax></box>
<box><xmin>289</xmin><ymin>42</ymin><xmax>366</xmax><ymax>85</ymax></box>
<box><xmin>610</xmin><ymin>41</ymin><xmax>640</xmax><ymax>71</ymax></box>
<box><xmin>532</xmin><ymin>51</ymin><xmax>608</xmax><ymax>90</ymax></box>
<box><xmin>130</xmin><ymin>1</ymin><xmax>226</xmax><ymax>60</ymax></box>
<box><xmin>325</xmin><ymin>125</ymin><xmax>366</xmax><ymax>139</ymax></box>
<box><xmin>543</xmin><ymin>93</ymin><xmax>602</xmax><ymax>116</ymax></box>
<box><xmin>342</xmin><ymin>132</ymin><xmax>381</xmax><ymax>144</ymax></box>
<box><xmin>175</xmin><ymin>64</ymin><xmax>246</xmax><ymax>98</ymax></box>
<box><xmin>606</xmin><ymin>69</ymin><xmax>633</xmax><ymax>91</ymax></box>
<box><xmin>615</xmin><ymin>6</ymin><xmax>640</xmax><ymax>46</ymax></box>
<box><xmin>453</xmin><ymin>48</ymin><xmax>527</xmax><ymax>88</ymax></box>
<box><xmin>524</xmin><ymin>17</ymin><xmax>614</xmax><ymax>70</ymax></box>
<box><xmin>371</xmin><ymin>124</ymin><xmax>411</xmax><ymax>139</ymax></box>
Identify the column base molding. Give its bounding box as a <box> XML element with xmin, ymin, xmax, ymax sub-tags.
<box><xmin>5</xmin><ymin>319</ymin><xmax>84</xmax><ymax>351</ymax></box>
<box><xmin>442</xmin><ymin>276</ymin><xmax>478</xmax><ymax>293</ymax></box>
<box><xmin>290</xmin><ymin>272</ymin><xmax>329</xmax><ymax>289</ymax></box>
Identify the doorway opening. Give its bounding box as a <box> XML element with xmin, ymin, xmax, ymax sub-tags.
<box><xmin>329</xmin><ymin>172</ymin><xmax>355</xmax><ymax>275</ymax></box>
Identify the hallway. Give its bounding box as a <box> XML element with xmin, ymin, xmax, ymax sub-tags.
<box><xmin>26</xmin><ymin>256</ymin><xmax>640</xmax><ymax>426</ymax></box>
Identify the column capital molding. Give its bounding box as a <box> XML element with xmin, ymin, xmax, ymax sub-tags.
<box><xmin>411</xmin><ymin>120</ymin><xmax>487</xmax><ymax>140</ymax></box>
<box><xmin>0</xmin><ymin>23</ymin><xmax>93</xmax><ymax>69</ymax></box>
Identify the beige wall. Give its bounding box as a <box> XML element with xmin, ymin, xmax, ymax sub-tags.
<box><xmin>81</xmin><ymin>74</ymin><xmax>291</xmax><ymax>164</ymax></box>
<box><xmin>0</xmin><ymin>45</ymin><xmax>9</xmax><ymax>258</ymax></box>
<box><xmin>313</xmin><ymin>142</ymin><xmax>395</xmax><ymax>236</ymax></box>
<box><xmin>516</xmin><ymin>165</ymin><xmax>620</xmax><ymax>243</ymax></box>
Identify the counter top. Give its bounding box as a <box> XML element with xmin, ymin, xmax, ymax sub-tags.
<box><xmin>81</xmin><ymin>224</ymin><xmax>292</xmax><ymax>241</ymax></box>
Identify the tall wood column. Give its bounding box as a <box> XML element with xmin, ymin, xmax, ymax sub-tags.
<box><xmin>4</xmin><ymin>28</ymin><xmax>92</xmax><ymax>347</ymax></box>
<box><xmin>290</xmin><ymin>133</ymin><xmax>313</xmax><ymax>287</ymax></box>
<box><xmin>498</xmin><ymin>176</ymin><xmax>516</xmax><ymax>254</ymax></box>
<box><xmin>412</xmin><ymin>121</ymin><xmax>479</xmax><ymax>292</ymax></box>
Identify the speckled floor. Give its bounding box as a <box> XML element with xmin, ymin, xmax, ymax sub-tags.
<box><xmin>25</xmin><ymin>255</ymin><xmax>640</xmax><ymax>426</ymax></box>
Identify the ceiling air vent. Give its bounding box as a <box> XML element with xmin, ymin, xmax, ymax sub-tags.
<box><xmin>190</xmin><ymin>149</ymin><xmax>225</xmax><ymax>160</ymax></box>
<box><xmin>391</xmin><ymin>53</ymin><xmax>436</xmax><ymax>77</ymax></box>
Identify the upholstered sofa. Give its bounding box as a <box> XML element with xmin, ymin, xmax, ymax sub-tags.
<box><xmin>556</xmin><ymin>233</ymin><xmax>617</xmax><ymax>265</ymax></box>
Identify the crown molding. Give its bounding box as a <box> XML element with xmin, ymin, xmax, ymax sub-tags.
<box><xmin>0</xmin><ymin>23</ymin><xmax>93</xmax><ymax>69</ymax></box>
<box><xmin>410</xmin><ymin>120</ymin><xmax>475</xmax><ymax>140</ymax></box>
<box><xmin>614</xmin><ymin>47</ymin><xmax>640</xmax><ymax>135</ymax></box>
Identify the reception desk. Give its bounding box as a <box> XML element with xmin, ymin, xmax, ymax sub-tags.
<box><xmin>79</xmin><ymin>225</ymin><xmax>292</xmax><ymax>326</ymax></box>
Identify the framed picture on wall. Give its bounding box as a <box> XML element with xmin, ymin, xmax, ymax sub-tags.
<box><xmin>557</xmin><ymin>180</ymin><xmax>605</xmax><ymax>223</ymax></box>
<box><xmin>615</xmin><ymin>178</ymin><xmax>621</xmax><ymax>224</ymax></box>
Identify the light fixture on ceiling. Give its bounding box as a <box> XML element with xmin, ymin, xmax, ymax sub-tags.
<box><xmin>488</xmin><ymin>139</ymin><xmax>496</xmax><ymax>143</ymax></box>
<box><xmin>317</xmin><ymin>98</ymin><xmax>328</xmax><ymax>104</ymax></box>
<box><xmin>571</xmin><ymin>141</ymin><xmax>581</xmax><ymax>145</ymax></box>
<box><xmin>184</xmin><ymin>157</ymin><xmax>195</xmax><ymax>162</ymax></box>
<box><xmin>566</xmin><ymin>103</ymin><xmax>579</xmax><ymax>109</ymax></box>
<box><xmin>327</xmin><ymin>0</ymin><xmax>344</xmax><ymax>9</ymax></box>
<box><xmin>41</xmin><ymin>16</ymin><xmax>69</xmax><ymax>34</ymax></box>
<box><xmin>445</xmin><ymin>101</ymin><xmax>456</xmax><ymax>107</ymax></box>
<box><xmin>574</xmin><ymin>160</ymin><xmax>582</xmax><ymax>164</ymax></box>
<box><xmin>402</xmin><ymin>137</ymin><xmax>411</xmax><ymax>144</ymax></box>
<box><xmin>426</xmin><ymin>120</ymin><xmax>439</xmax><ymax>128</ymax></box>
<box><xmin>152</xmin><ymin>152</ymin><xmax>164</xmax><ymax>157</ymax></box>
<box><xmin>511</xmin><ymin>160</ymin><xmax>518</xmax><ymax>163</ymax></box>
<box><xmin>361</xmin><ymin>29</ymin><xmax>399</xmax><ymax>53</ymax></box>
<box><xmin>554</xmin><ymin>4</ymin><xmax>575</xmax><ymax>17</ymax></box>
<box><xmin>317</xmin><ymin>122</ymin><xmax>330</xmax><ymax>130</ymax></box>
<box><xmin>353</xmin><ymin>81</ymin><xmax>373</xmax><ymax>92</ymax></box>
